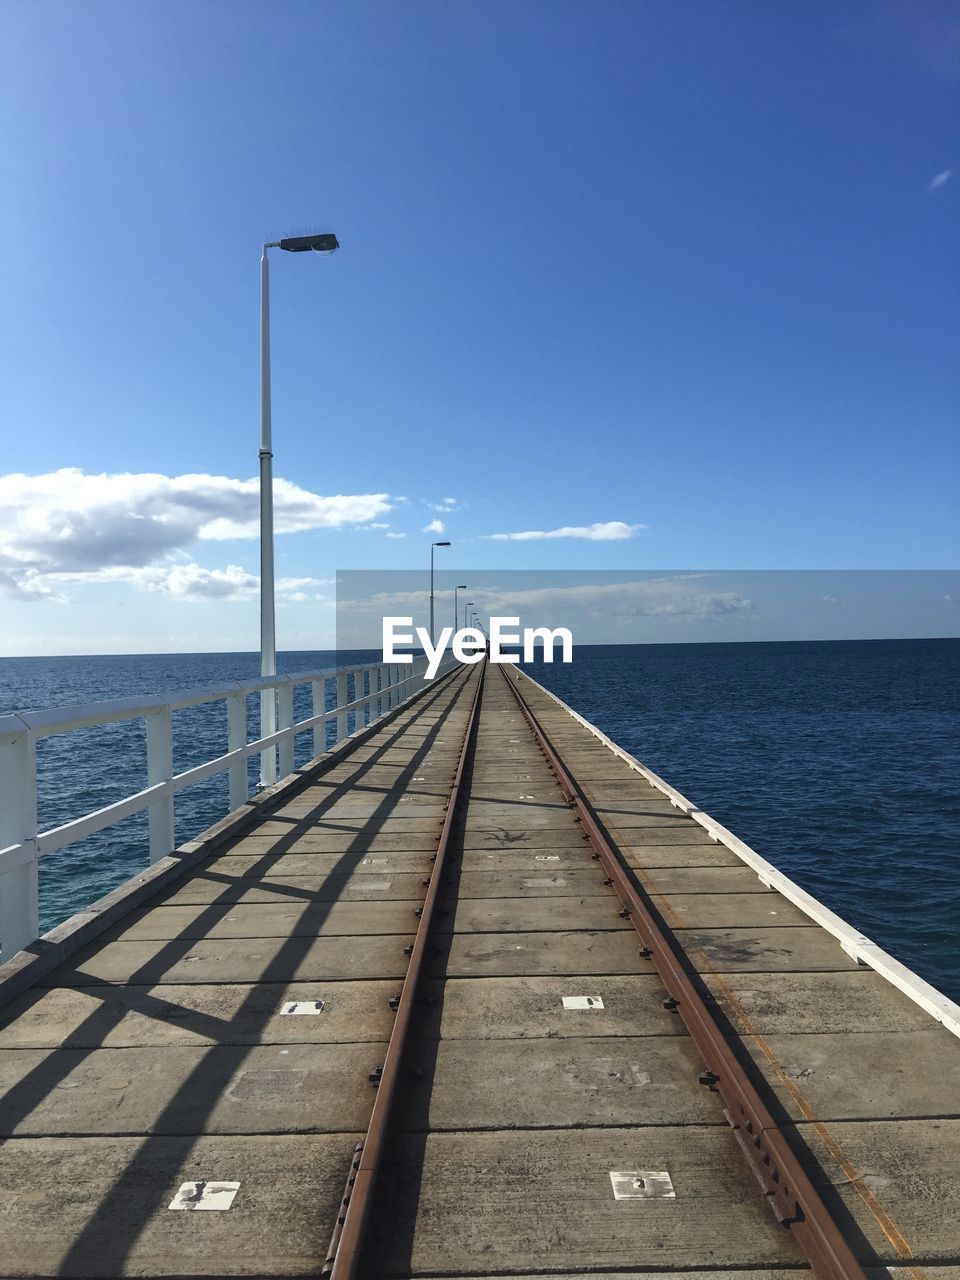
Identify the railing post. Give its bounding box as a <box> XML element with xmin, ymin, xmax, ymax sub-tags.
<box><xmin>145</xmin><ymin>705</ymin><xmax>175</xmax><ymax>863</ymax></box>
<box><xmin>312</xmin><ymin>678</ymin><xmax>326</xmax><ymax>758</ymax></box>
<box><xmin>336</xmin><ymin>673</ymin><xmax>348</xmax><ymax>742</ymax></box>
<box><xmin>0</xmin><ymin>721</ymin><xmax>38</xmax><ymax>961</ymax></box>
<box><xmin>260</xmin><ymin>686</ymin><xmax>277</xmax><ymax>788</ymax></box>
<box><xmin>356</xmin><ymin>669</ymin><xmax>366</xmax><ymax>728</ymax></box>
<box><xmin>277</xmin><ymin>681</ymin><xmax>294</xmax><ymax>779</ymax></box>
<box><xmin>226</xmin><ymin>692</ymin><xmax>247</xmax><ymax>812</ymax></box>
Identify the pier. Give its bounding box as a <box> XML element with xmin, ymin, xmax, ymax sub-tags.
<box><xmin>0</xmin><ymin>659</ymin><xmax>958</xmax><ymax>1278</ymax></box>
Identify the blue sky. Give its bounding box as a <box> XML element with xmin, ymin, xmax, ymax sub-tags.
<box><xmin>1</xmin><ymin>0</ymin><xmax>957</xmax><ymax>654</ymax></box>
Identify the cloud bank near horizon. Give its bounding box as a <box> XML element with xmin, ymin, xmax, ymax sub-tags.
<box><xmin>337</xmin><ymin>575</ymin><xmax>754</xmax><ymax>646</ymax></box>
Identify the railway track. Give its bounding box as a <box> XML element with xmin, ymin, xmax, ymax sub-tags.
<box><xmin>322</xmin><ymin>658</ymin><xmax>866</xmax><ymax>1280</ymax></box>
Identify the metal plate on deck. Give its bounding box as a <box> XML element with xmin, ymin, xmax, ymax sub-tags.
<box><xmin>609</xmin><ymin>1171</ymin><xmax>675</xmax><ymax>1200</ymax></box>
<box><xmin>169</xmin><ymin>1181</ymin><xmax>240</xmax><ymax>1211</ymax></box>
<box><xmin>280</xmin><ymin>1000</ymin><xmax>325</xmax><ymax>1016</ymax></box>
<box><xmin>562</xmin><ymin>996</ymin><xmax>604</xmax><ymax>1010</ymax></box>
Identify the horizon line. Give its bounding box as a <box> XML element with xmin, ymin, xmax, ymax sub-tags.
<box><xmin>1</xmin><ymin>633</ymin><xmax>958</xmax><ymax>661</ymax></box>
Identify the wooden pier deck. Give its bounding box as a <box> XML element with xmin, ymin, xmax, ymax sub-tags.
<box><xmin>0</xmin><ymin>659</ymin><xmax>957</xmax><ymax>1279</ymax></box>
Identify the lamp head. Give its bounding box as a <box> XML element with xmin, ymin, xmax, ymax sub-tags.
<box><xmin>279</xmin><ymin>233</ymin><xmax>339</xmax><ymax>254</ymax></box>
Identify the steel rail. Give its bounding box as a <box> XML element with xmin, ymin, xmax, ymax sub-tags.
<box><xmin>501</xmin><ymin>666</ymin><xmax>868</xmax><ymax>1280</ymax></box>
<box><xmin>322</xmin><ymin>660</ymin><xmax>485</xmax><ymax>1280</ymax></box>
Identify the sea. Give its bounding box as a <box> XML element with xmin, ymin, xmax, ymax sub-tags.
<box><xmin>1</xmin><ymin>638</ymin><xmax>957</xmax><ymax>1001</ymax></box>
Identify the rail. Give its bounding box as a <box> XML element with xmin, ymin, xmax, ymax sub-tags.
<box><xmin>324</xmin><ymin>660</ymin><xmax>484</xmax><ymax>1280</ymax></box>
<box><xmin>0</xmin><ymin>654</ymin><xmax>454</xmax><ymax>961</ymax></box>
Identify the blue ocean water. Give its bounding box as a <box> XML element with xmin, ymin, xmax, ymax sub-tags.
<box><xmin>1</xmin><ymin>640</ymin><xmax>957</xmax><ymax>1000</ymax></box>
<box><xmin>523</xmin><ymin>639</ymin><xmax>960</xmax><ymax>1001</ymax></box>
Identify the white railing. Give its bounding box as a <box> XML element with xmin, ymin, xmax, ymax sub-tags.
<box><xmin>0</xmin><ymin>655</ymin><xmax>454</xmax><ymax>962</ymax></box>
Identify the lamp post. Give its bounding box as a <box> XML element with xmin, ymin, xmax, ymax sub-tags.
<box><xmin>466</xmin><ymin>603</ymin><xmax>475</xmax><ymax>632</ymax></box>
<box><xmin>454</xmin><ymin>584</ymin><xmax>467</xmax><ymax>631</ymax></box>
<box><xmin>429</xmin><ymin>541</ymin><xmax>451</xmax><ymax>646</ymax></box>
<box><xmin>259</xmin><ymin>231</ymin><xmax>338</xmax><ymax>788</ymax></box>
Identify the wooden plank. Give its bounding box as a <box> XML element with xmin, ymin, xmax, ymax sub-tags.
<box><xmin>0</xmin><ymin>1041</ymin><xmax>384</xmax><ymax>1135</ymax></box>
<box><xmin>45</xmin><ymin>932</ymin><xmax>415</xmax><ymax>986</ymax></box>
<box><xmin>383</xmin><ymin>1127</ymin><xmax>803</xmax><ymax>1274</ymax></box>
<box><xmin>0</xmin><ymin>1134</ymin><xmax>357</xmax><ymax>1277</ymax></box>
<box><xmin>0</xmin><ymin>979</ymin><xmax>398</xmax><ymax>1049</ymax></box>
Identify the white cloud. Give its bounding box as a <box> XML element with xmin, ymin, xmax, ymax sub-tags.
<box><xmin>422</xmin><ymin>518</ymin><xmax>446</xmax><ymax>534</ymax></box>
<box><xmin>367</xmin><ymin>522</ymin><xmax>390</xmax><ymax>530</ymax></box>
<box><xmin>40</xmin><ymin>562</ymin><xmax>259</xmax><ymax>601</ymax></box>
<box><xmin>386</xmin><ymin>531</ymin><xmax>407</xmax><ymax>540</ymax></box>
<box><xmin>488</xmin><ymin>520</ymin><xmax>645</xmax><ymax>542</ymax></box>
<box><xmin>39</xmin><ymin>564</ymin><xmax>331</xmax><ymax>604</ymax></box>
<box><xmin>276</xmin><ymin>576</ymin><xmax>333</xmax><ymax>592</ymax></box>
<box><xmin>428</xmin><ymin>496</ymin><xmax>458</xmax><ymax>512</ymax></box>
<box><xmin>945</xmin><ymin>594</ymin><xmax>959</xmax><ymax>604</ymax></box>
<box><xmin>822</xmin><ymin>595</ymin><xmax>847</xmax><ymax>605</ymax></box>
<box><xmin>0</xmin><ymin>569</ymin><xmax>67</xmax><ymax>603</ymax></box>
<box><xmin>0</xmin><ymin>468</ymin><xmax>390</xmax><ymax>601</ymax></box>
<box><xmin>158</xmin><ymin>563</ymin><xmax>259</xmax><ymax>600</ymax></box>
<box><xmin>929</xmin><ymin>169</ymin><xmax>953</xmax><ymax>190</ymax></box>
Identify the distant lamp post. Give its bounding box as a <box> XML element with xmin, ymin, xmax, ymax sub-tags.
<box><xmin>454</xmin><ymin>585</ymin><xmax>468</xmax><ymax>631</ymax></box>
<box><xmin>466</xmin><ymin>603</ymin><xmax>475</xmax><ymax>632</ymax></box>
<box><xmin>259</xmin><ymin>230</ymin><xmax>339</xmax><ymax>788</ymax></box>
<box><xmin>429</xmin><ymin>541</ymin><xmax>451</xmax><ymax>646</ymax></box>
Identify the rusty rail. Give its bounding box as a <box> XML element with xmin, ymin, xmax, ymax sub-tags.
<box><xmin>501</xmin><ymin>665</ymin><xmax>868</xmax><ymax>1280</ymax></box>
<box><xmin>322</xmin><ymin>660</ymin><xmax>485</xmax><ymax>1280</ymax></box>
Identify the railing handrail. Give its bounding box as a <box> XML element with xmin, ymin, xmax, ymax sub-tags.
<box><xmin>0</xmin><ymin>654</ymin><xmax>458</xmax><ymax>961</ymax></box>
<box><xmin>0</xmin><ymin>657</ymin><xmax>410</xmax><ymax>739</ymax></box>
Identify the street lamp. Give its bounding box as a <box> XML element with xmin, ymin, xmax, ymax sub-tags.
<box><xmin>429</xmin><ymin>541</ymin><xmax>451</xmax><ymax>646</ymax></box>
<box><xmin>454</xmin><ymin>584</ymin><xmax>467</xmax><ymax>631</ymax></box>
<box><xmin>259</xmin><ymin>230</ymin><xmax>339</xmax><ymax>787</ymax></box>
<box><xmin>466</xmin><ymin>603</ymin><xmax>475</xmax><ymax>632</ymax></box>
